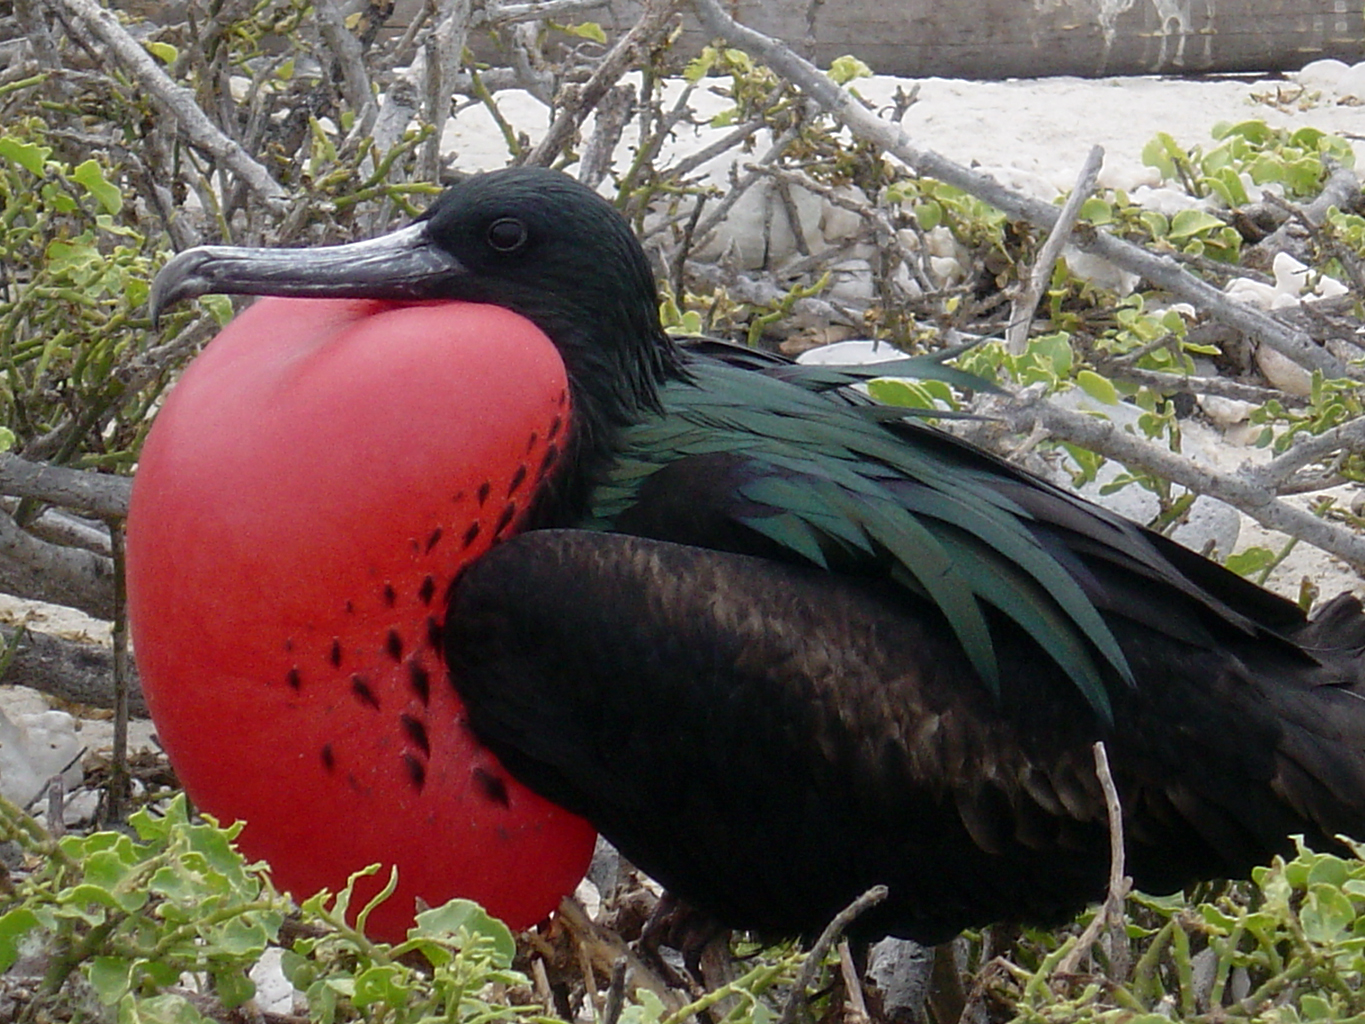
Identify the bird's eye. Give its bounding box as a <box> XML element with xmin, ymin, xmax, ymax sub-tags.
<box><xmin>486</xmin><ymin>217</ymin><xmax>528</xmax><ymax>253</ymax></box>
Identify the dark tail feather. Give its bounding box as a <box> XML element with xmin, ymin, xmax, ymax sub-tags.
<box><xmin>1260</xmin><ymin>593</ymin><xmax>1365</xmax><ymax>845</ymax></box>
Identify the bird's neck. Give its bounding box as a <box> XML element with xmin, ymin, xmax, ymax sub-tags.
<box><xmin>524</xmin><ymin>320</ymin><xmax>685</xmax><ymax>529</ymax></box>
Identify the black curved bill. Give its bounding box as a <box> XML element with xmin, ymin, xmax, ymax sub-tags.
<box><xmin>149</xmin><ymin>223</ymin><xmax>467</xmax><ymax>326</ymax></box>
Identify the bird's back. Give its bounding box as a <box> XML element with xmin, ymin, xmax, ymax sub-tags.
<box><xmin>448</xmin><ymin>346</ymin><xmax>1365</xmax><ymax>941</ymax></box>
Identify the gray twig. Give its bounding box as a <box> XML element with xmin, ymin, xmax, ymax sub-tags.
<box><xmin>48</xmin><ymin>0</ymin><xmax>288</xmax><ymax>211</ymax></box>
<box><xmin>46</xmin><ymin>775</ymin><xmax>67</xmax><ymax>838</ymax></box>
<box><xmin>1247</xmin><ymin>165</ymin><xmax>1362</xmax><ymax>264</ymax></box>
<box><xmin>1055</xmin><ymin>742</ymin><xmax>1130</xmax><ymax>979</ymax></box>
<box><xmin>686</xmin><ymin>0</ymin><xmax>1354</xmax><ymax>381</ymax></box>
<box><xmin>526</xmin><ymin>0</ymin><xmax>683</xmax><ymax>167</ymax></box>
<box><xmin>486</xmin><ymin>0</ymin><xmax>609</xmax><ymax>22</ymax></box>
<box><xmin>983</xmin><ymin>389</ymin><xmax>1365</xmax><ymax>570</ymax></box>
<box><xmin>0</xmin><ymin>505</ymin><xmax>115</xmax><ymax>619</ymax></box>
<box><xmin>1008</xmin><ymin>145</ymin><xmax>1103</xmax><ymax>355</ymax></box>
<box><xmin>417</xmin><ymin>0</ymin><xmax>473</xmax><ymax>182</ymax></box>
<box><xmin>0</xmin><ymin>624</ymin><xmax>145</xmax><ymax>714</ymax></box>
<box><xmin>779</xmin><ymin>885</ymin><xmax>888</xmax><ymax>1024</ymax></box>
<box><xmin>315</xmin><ymin>0</ymin><xmax>378</xmax><ymax>140</ymax></box>
<box><xmin>1096</xmin><ymin>365</ymin><xmax>1293</xmax><ymax>405</ymax></box>
<box><xmin>106</xmin><ymin>521</ymin><xmax>130</xmax><ymax>824</ymax></box>
<box><xmin>0</xmin><ymin>454</ymin><xmax>131</xmax><ymax>519</ymax></box>
<box><xmin>692</xmin><ymin>126</ymin><xmax>800</xmax><ymax>244</ymax></box>
<box><xmin>1251</xmin><ymin>416</ymin><xmax>1365</xmax><ymax>491</ymax></box>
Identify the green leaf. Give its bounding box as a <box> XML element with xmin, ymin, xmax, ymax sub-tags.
<box><xmin>72</xmin><ymin>159</ymin><xmax>123</xmax><ymax>215</ymax></box>
<box><xmin>41</xmin><ymin>180</ymin><xmax>77</xmax><ymax>213</ymax></box>
<box><xmin>0</xmin><ymin>135</ymin><xmax>51</xmax><ymax>175</ymax></box>
<box><xmin>1141</xmin><ymin>132</ymin><xmax>1183</xmax><ymax>179</ymax></box>
<box><xmin>1160</xmin><ymin>308</ymin><xmax>1188</xmax><ymax>335</ymax></box>
<box><xmin>1138</xmin><ymin>209</ymin><xmax>1169</xmax><ymax>238</ymax></box>
<box><xmin>208</xmin><ymin>912</ymin><xmax>279</xmax><ymax>955</ymax></box>
<box><xmin>1247</xmin><ymin>153</ymin><xmax>1286</xmax><ymax>185</ymax></box>
<box><xmin>1283</xmin><ymin>156</ymin><xmax>1323</xmax><ymax>197</ymax></box>
<box><xmin>0</xmin><ymin>908</ymin><xmax>39</xmax><ymax>972</ymax></box>
<box><xmin>1060</xmin><ymin>442</ymin><xmax>1104</xmax><ymax>487</ymax></box>
<box><xmin>559</xmin><ymin>21</ymin><xmax>606</xmax><ymax>43</ymax></box>
<box><xmin>1167</xmin><ymin>208</ymin><xmax>1226</xmax><ymax>240</ymax></box>
<box><xmin>129</xmin><ymin>793</ymin><xmax>189</xmax><ymax>841</ymax></box>
<box><xmin>1078</xmin><ymin>197</ymin><xmax>1113</xmax><ymax>224</ymax></box>
<box><xmin>1306</xmin><ymin>854</ymin><xmax>1350</xmax><ymax>889</ymax></box>
<box><xmin>201</xmin><ymin>294</ymin><xmax>234</xmax><ymax>326</ymax></box>
<box><xmin>1199</xmin><ymin>904</ymin><xmax>1237</xmax><ymax>932</ymax></box>
<box><xmin>351</xmin><ymin>964</ymin><xmax>407</xmax><ymax>1010</ymax></box>
<box><xmin>142</xmin><ymin>961</ymin><xmax>181</xmax><ymax>989</ymax></box>
<box><xmin>1204</xmin><ymin>167</ymin><xmax>1249</xmax><ymax>208</ymax></box>
<box><xmin>1289</xmin><ymin>125</ymin><xmax>1326</xmax><ymax>150</ymax></box>
<box><xmin>118</xmin><ymin>993</ymin><xmax>207</xmax><ymax>1024</ymax></box>
<box><xmin>212</xmin><ymin>968</ymin><xmax>256</xmax><ymax>1010</ymax></box>
<box><xmin>683</xmin><ymin>49</ymin><xmax>716</xmax><ymax>83</ymax></box>
<box><xmin>279</xmin><ymin>949</ymin><xmax>315</xmax><ymax>990</ymax></box>
<box><xmin>1075</xmin><ymin>370</ymin><xmax>1118</xmax><ymax>405</ymax></box>
<box><xmin>186</xmin><ymin>821</ymin><xmax>250</xmax><ymax>877</ymax></box>
<box><xmin>1223</xmin><ymin>546</ymin><xmax>1275</xmax><ymax>578</ymax></box>
<box><xmin>1030</xmin><ymin>332</ymin><xmax>1073</xmax><ymax>378</ymax></box>
<box><xmin>305</xmin><ymin>980</ymin><xmax>339</xmax><ymax>1024</ymax></box>
<box><xmin>89</xmin><ymin>956</ymin><xmax>134</xmax><ymax>1006</ymax></box>
<box><xmin>913</xmin><ymin>200</ymin><xmax>942</xmax><ymax>231</ymax></box>
<box><xmin>828</xmin><ymin>54</ymin><xmax>872</xmax><ymax>85</ymax></box>
<box><xmin>1214</xmin><ymin>119</ymin><xmax>1273</xmax><ymax>145</ymax></box>
<box><xmin>144</xmin><ymin>40</ymin><xmax>178</xmax><ymax>64</ymax></box>
<box><xmin>1300</xmin><ymin>994</ymin><xmax>1335</xmax><ymax>1021</ymax></box>
<box><xmin>1301</xmin><ymin>883</ymin><xmax>1356</xmax><ymax>944</ymax></box>
<box><xmin>867</xmin><ymin>378</ymin><xmax>948</xmax><ymax>410</ymax></box>
<box><xmin>412</xmin><ymin>898</ymin><xmax>515</xmax><ymax>966</ymax></box>
<box><xmin>620</xmin><ymin>989</ymin><xmax>668</xmax><ymax>1024</ymax></box>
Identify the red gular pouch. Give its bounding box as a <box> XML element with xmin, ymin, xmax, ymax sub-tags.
<box><xmin>128</xmin><ymin>296</ymin><xmax>596</xmax><ymax>942</ymax></box>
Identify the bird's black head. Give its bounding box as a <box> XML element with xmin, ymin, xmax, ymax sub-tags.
<box><xmin>414</xmin><ymin>169</ymin><xmax>682</xmax><ymax>429</ymax></box>
<box><xmin>153</xmin><ymin>168</ymin><xmax>684</xmax><ymax>480</ymax></box>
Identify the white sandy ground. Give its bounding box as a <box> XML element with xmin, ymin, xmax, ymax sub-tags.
<box><xmin>4</xmin><ymin>58</ymin><xmax>1365</xmax><ymax>810</ymax></box>
<box><xmin>443</xmin><ymin>58</ymin><xmax>1365</xmax><ymax>195</ymax></box>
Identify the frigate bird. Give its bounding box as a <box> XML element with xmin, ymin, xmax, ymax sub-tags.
<box><xmin>132</xmin><ymin>167</ymin><xmax>1365</xmax><ymax>944</ymax></box>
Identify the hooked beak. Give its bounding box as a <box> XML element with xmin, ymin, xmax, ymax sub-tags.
<box><xmin>150</xmin><ymin>222</ymin><xmax>467</xmax><ymax>327</ymax></box>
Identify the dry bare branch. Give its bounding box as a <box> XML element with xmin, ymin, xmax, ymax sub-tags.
<box><xmin>982</xmin><ymin>389</ymin><xmax>1365</xmax><ymax>570</ymax></box>
<box><xmin>0</xmin><ymin>625</ymin><xmax>142</xmax><ymax>713</ymax></box>
<box><xmin>687</xmin><ymin>0</ymin><xmax>1355</xmax><ymax>381</ymax></box>
<box><xmin>486</xmin><ymin>0</ymin><xmax>609</xmax><ymax>23</ymax></box>
<box><xmin>0</xmin><ymin>455</ymin><xmax>131</xmax><ymax>520</ymax></box>
<box><xmin>48</xmin><ymin>0</ymin><xmax>288</xmax><ymax>211</ymax></box>
<box><xmin>526</xmin><ymin>0</ymin><xmax>683</xmax><ymax>167</ymax></box>
<box><xmin>315</xmin><ymin>0</ymin><xmax>377</xmax><ymax>139</ymax></box>
<box><xmin>779</xmin><ymin>885</ymin><xmax>888</xmax><ymax>1024</ymax></box>
<box><xmin>1055</xmin><ymin>741</ymin><xmax>1131</xmax><ymax>979</ymax></box>
<box><xmin>0</xmin><ymin>507</ymin><xmax>115</xmax><ymax>619</ymax></box>
<box><xmin>1008</xmin><ymin>145</ymin><xmax>1104</xmax><ymax>354</ymax></box>
<box><xmin>1097</xmin><ymin>365</ymin><xmax>1292</xmax><ymax>405</ymax></box>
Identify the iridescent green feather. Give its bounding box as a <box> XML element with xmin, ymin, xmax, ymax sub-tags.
<box><xmin>586</xmin><ymin>355</ymin><xmax>1132</xmax><ymax>720</ymax></box>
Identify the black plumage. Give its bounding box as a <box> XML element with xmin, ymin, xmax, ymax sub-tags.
<box><xmin>151</xmin><ymin>167</ymin><xmax>1365</xmax><ymax>945</ymax></box>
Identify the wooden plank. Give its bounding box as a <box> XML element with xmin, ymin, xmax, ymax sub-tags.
<box><xmin>774</xmin><ymin>0</ymin><xmax>1365</xmax><ymax>78</ymax></box>
<box><xmin>463</xmin><ymin>0</ymin><xmax>1365</xmax><ymax>80</ymax></box>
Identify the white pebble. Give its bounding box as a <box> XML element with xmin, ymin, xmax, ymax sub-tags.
<box><xmin>1198</xmin><ymin>394</ymin><xmax>1253</xmax><ymax>428</ymax></box>
<box><xmin>0</xmin><ymin>708</ymin><xmax>82</xmax><ymax>808</ymax></box>
<box><xmin>1335</xmin><ymin>60</ymin><xmax>1365</xmax><ymax>101</ymax></box>
<box><xmin>250</xmin><ymin>948</ymin><xmax>304</xmax><ymax>1016</ymax></box>
<box><xmin>1255</xmin><ymin>344</ymin><xmax>1313</xmax><ymax>397</ymax></box>
<box><xmin>818</xmin><ymin>187</ymin><xmax>867</xmax><ymax>243</ymax></box>
<box><xmin>1224</xmin><ymin>277</ymin><xmax>1277</xmax><ymax>310</ymax></box>
<box><xmin>1295</xmin><ymin>58</ymin><xmax>1350</xmax><ymax>96</ymax></box>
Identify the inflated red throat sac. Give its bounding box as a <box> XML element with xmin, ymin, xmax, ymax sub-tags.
<box><xmin>126</xmin><ymin>297</ymin><xmax>597</xmax><ymax>942</ymax></box>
